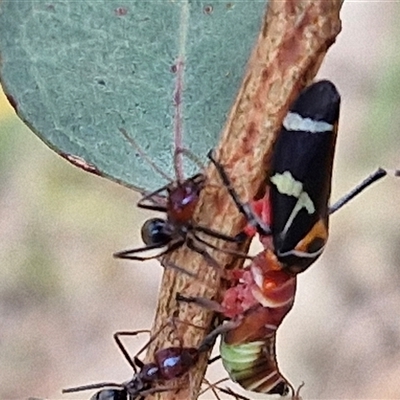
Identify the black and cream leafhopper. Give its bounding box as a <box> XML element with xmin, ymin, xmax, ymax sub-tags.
<box><xmin>209</xmin><ymin>80</ymin><xmax>398</xmax><ymax>275</ymax></box>
<box><xmin>269</xmin><ymin>80</ymin><xmax>340</xmax><ymax>273</ymax></box>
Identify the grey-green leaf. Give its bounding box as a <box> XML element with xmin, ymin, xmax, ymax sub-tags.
<box><xmin>0</xmin><ymin>0</ymin><xmax>266</xmax><ymax>191</ymax></box>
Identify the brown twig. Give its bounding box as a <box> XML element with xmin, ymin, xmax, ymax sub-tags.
<box><xmin>144</xmin><ymin>1</ymin><xmax>343</xmax><ymax>399</ymax></box>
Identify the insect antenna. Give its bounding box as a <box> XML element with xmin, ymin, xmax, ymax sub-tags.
<box><xmin>119</xmin><ymin>60</ymin><xmax>204</xmax><ymax>187</ymax></box>
<box><xmin>215</xmin><ymin>386</ymin><xmax>252</xmax><ymax>400</ymax></box>
<box><xmin>174</xmin><ymin>147</ymin><xmax>205</xmax><ymax>172</ymax></box>
<box><xmin>119</xmin><ymin>127</ymin><xmax>174</xmax><ymax>183</ymax></box>
<box><xmin>289</xmin><ymin>381</ymin><xmax>305</xmax><ymax>400</ymax></box>
<box><xmin>172</xmin><ymin>59</ymin><xmax>185</xmax><ymax>183</ymax></box>
<box><xmin>329</xmin><ymin>168</ymin><xmax>400</xmax><ymax>214</ymax></box>
<box><xmin>199</xmin><ymin>378</ymin><xmax>253</xmax><ymax>400</ymax></box>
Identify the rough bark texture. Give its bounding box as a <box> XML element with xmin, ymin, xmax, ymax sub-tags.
<box><xmin>144</xmin><ymin>1</ymin><xmax>343</xmax><ymax>399</ymax></box>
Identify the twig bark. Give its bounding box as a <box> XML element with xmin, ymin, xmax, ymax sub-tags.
<box><xmin>144</xmin><ymin>1</ymin><xmax>343</xmax><ymax>399</ymax></box>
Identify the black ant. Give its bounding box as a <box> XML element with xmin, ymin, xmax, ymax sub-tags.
<box><xmin>62</xmin><ymin>318</ymin><xmax>246</xmax><ymax>400</ymax></box>
<box><xmin>62</xmin><ymin>319</ymin><xmax>203</xmax><ymax>399</ymax></box>
<box><xmin>114</xmin><ymin>60</ymin><xmax>240</xmax><ymax>264</ymax></box>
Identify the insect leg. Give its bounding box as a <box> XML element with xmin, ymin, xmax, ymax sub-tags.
<box><xmin>207</xmin><ymin>150</ymin><xmax>271</xmax><ymax>236</ymax></box>
<box><xmin>113</xmin><ymin>240</ymin><xmax>183</xmax><ymax>261</ymax></box>
<box><xmin>62</xmin><ymin>381</ymin><xmax>124</xmax><ymax>394</ymax></box>
<box><xmin>113</xmin><ymin>329</ymin><xmax>151</xmax><ymax>372</ymax></box>
<box><xmin>176</xmin><ymin>293</ymin><xmax>225</xmax><ymax>314</ymax></box>
<box><xmin>193</xmin><ymin>224</ymin><xmax>244</xmax><ymax>243</ymax></box>
<box><xmin>192</xmin><ymin>231</ymin><xmax>252</xmax><ymax>257</ymax></box>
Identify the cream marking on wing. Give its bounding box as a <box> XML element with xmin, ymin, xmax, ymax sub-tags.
<box><xmin>278</xmin><ymin>245</ymin><xmax>325</xmax><ymax>259</ymax></box>
<box><xmin>283</xmin><ymin>112</ymin><xmax>333</xmax><ymax>133</ymax></box>
<box><xmin>270</xmin><ymin>171</ymin><xmax>315</xmax><ymax>236</ymax></box>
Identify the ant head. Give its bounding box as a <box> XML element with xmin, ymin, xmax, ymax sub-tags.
<box><xmin>138</xmin><ymin>362</ymin><xmax>161</xmax><ymax>383</ymax></box>
<box><xmin>141</xmin><ymin>218</ymin><xmax>172</xmax><ymax>246</ymax></box>
<box><xmin>177</xmin><ymin>347</ymin><xmax>200</xmax><ymax>369</ymax></box>
<box><xmin>90</xmin><ymin>388</ymin><xmax>127</xmax><ymax>400</ymax></box>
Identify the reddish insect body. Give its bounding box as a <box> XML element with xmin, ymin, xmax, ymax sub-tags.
<box><xmin>220</xmin><ymin>207</ymin><xmax>296</xmax><ymax>394</ymax></box>
<box><xmin>178</xmin><ymin>187</ymin><xmax>297</xmax><ymax>394</ymax></box>
<box><xmin>178</xmin><ymin>81</ymin><xmax>345</xmax><ymax>396</ymax></box>
<box><xmin>180</xmin><ymin>204</ymin><xmax>297</xmax><ymax>395</ymax></box>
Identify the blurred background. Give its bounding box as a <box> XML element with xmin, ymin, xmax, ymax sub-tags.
<box><xmin>1</xmin><ymin>2</ymin><xmax>400</xmax><ymax>399</ymax></box>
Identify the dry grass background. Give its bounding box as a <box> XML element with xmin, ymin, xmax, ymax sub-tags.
<box><xmin>1</xmin><ymin>3</ymin><xmax>400</xmax><ymax>399</ymax></box>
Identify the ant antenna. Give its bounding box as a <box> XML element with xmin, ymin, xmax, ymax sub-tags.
<box><xmin>118</xmin><ymin>127</ymin><xmax>173</xmax><ymax>183</ymax></box>
<box><xmin>175</xmin><ymin>147</ymin><xmax>205</xmax><ymax>171</ymax></box>
<box><xmin>119</xmin><ymin>60</ymin><xmax>204</xmax><ymax>187</ymax></box>
<box><xmin>173</xmin><ymin>59</ymin><xmax>185</xmax><ymax>183</ymax></box>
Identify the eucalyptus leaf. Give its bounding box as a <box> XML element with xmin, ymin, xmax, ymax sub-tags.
<box><xmin>0</xmin><ymin>0</ymin><xmax>266</xmax><ymax>191</ymax></box>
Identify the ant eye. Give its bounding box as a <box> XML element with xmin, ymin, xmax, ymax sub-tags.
<box><xmin>141</xmin><ymin>218</ymin><xmax>171</xmax><ymax>246</ymax></box>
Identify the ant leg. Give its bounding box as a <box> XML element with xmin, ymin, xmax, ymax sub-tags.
<box><xmin>194</xmin><ymin>225</ymin><xmax>244</xmax><ymax>243</ymax></box>
<box><xmin>329</xmin><ymin>168</ymin><xmax>397</xmax><ymax>214</ymax></box>
<box><xmin>176</xmin><ymin>293</ymin><xmax>225</xmax><ymax>314</ymax></box>
<box><xmin>207</xmin><ymin>150</ymin><xmax>271</xmax><ymax>236</ymax></box>
<box><xmin>113</xmin><ymin>240</ymin><xmax>183</xmax><ymax>261</ymax></box>
<box><xmin>62</xmin><ymin>381</ymin><xmax>123</xmax><ymax>394</ymax></box>
<box><xmin>201</xmin><ymin>378</ymin><xmax>248</xmax><ymax>400</ymax></box>
<box><xmin>191</xmin><ymin>232</ymin><xmax>252</xmax><ymax>260</ymax></box>
<box><xmin>113</xmin><ymin>318</ymin><xmax>184</xmax><ymax>373</ymax></box>
<box><xmin>164</xmin><ymin>311</ymin><xmax>211</xmax><ymax>349</ymax></box>
<box><xmin>137</xmin><ymin>202</ymin><xmax>168</xmax><ymax>213</ymax></box>
<box><xmin>198</xmin><ymin>321</ymin><xmax>241</xmax><ymax>353</ymax></box>
<box><xmin>138</xmin><ymin>385</ymin><xmax>177</xmax><ymax>398</ymax></box>
<box><xmin>137</xmin><ymin>184</ymin><xmax>169</xmax><ymax>211</ymax></box>
<box><xmin>117</xmin><ymin>312</ymin><xmax>209</xmax><ymax>367</ymax></box>
<box><xmin>127</xmin><ymin>321</ymin><xmax>177</xmax><ymax>361</ymax></box>
<box><xmin>185</xmin><ymin>237</ymin><xmax>225</xmax><ymax>273</ymax></box>
<box><xmin>185</xmin><ymin>236</ymin><xmax>250</xmax><ymax>279</ymax></box>
<box><xmin>201</xmin><ymin>380</ymin><xmax>252</xmax><ymax>400</ymax></box>
<box><xmin>200</xmin><ymin>377</ymin><xmax>226</xmax><ymax>400</ymax></box>
<box><xmin>165</xmin><ymin>311</ymin><xmax>209</xmax><ymax>333</ymax></box>
<box><xmin>64</xmin><ymin>330</ymin><xmax>154</xmax><ymax>395</ymax></box>
<box><xmin>208</xmin><ymin>354</ymin><xmax>221</xmax><ymax>364</ymax></box>
<box><xmin>113</xmin><ymin>329</ymin><xmax>151</xmax><ymax>372</ymax></box>
<box><xmin>216</xmin><ymin>386</ymin><xmax>252</xmax><ymax>400</ymax></box>
<box><xmin>162</xmin><ymin>259</ymin><xmax>198</xmax><ymax>278</ymax></box>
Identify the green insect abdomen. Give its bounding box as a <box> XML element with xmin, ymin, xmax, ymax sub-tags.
<box><xmin>220</xmin><ymin>337</ymin><xmax>290</xmax><ymax>395</ymax></box>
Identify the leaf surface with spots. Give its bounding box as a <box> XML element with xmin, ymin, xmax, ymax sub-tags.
<box><xmin>0</xmin><ymin>0</ymin><xmax>266</xmax><ymax>191</ymax></box>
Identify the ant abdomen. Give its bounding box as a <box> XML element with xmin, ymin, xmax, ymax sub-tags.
<box><xmin>141</xmin><ymin>218</ymin><xmax>172</xmax><ymax>246</ymax></box>
<box><xmin>90</xmin><ymin>389</ymin><xmax>127</xmax><ymax>400</ymax></box>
